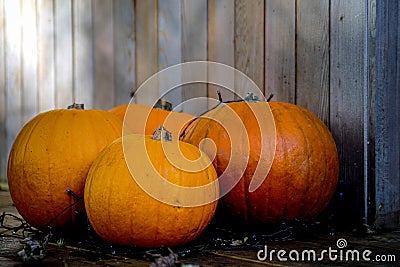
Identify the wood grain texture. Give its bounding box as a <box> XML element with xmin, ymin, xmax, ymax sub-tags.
<box><xmin>366</xmin><ymin>0</ymin><xmax>377</xmax><ymax>227</ymax></box>
<box><xmin>21</xmin><ymin>0</ymin><xmax>38</xmax><ymax>121</ymax></box>
<box><xmin>375</xmin><ymin>0</ymin><xmax>400</xmax><ymax>229</ymax></box>
<box><xmin>55</xmin><ymin>0</ymin><xmax>73</xmax><ymax>108</ymax></box>
<box><xmin>265</xmin><ymin>0</ymin><xmax>295</xmax><ymax>102</ymax></box>
<box><xmin>73</xmin><ymin>0</ymin><xmax>94</xmax><ymax>108</ymax></box>
<box><xmin>37</xmin><ymin>0</ymin><xmax>55</xmax><ymax>112</ymax></box>
<box><xmin>181</xmin><ymin>0</ymin><xmax>207</xmax><ymax>115</ymax></box>
<box><xmin>330</xmin><ymin>0</ymin><xmax>366</xmax><ymax>226</ymax></box>
<box><xmin>135</xmin><ymin>0</ymin><xmax>158</xmax><ymax>105</ymax></box>
<box><xmin>114</xmin><ymin>0</ymin><xmax>135</xmax><ymax>107</ymax></box>
<box><xmin>157</xmin><ymin>0</ymin><xmax>182</xmax><ymax>109</ymax></box>
<box><xmin>234</xmin><ymin>0</ymin><xmax>264</xmax><ymax>99</ymax></box>
<box><xmin>4</xmin><ymin>0</ymin><xmax>23</xmax><ymax>175</ymax></box>
<box><xmin>93</xmin><ymin>0</ymin><xmax>114</xmax><ymax>109</ymax></box>
<box><xmin>296</xmin><ymin>0</ymin><xmax>330</xmax><ymax>124</ymax></box>
<box><xmin>207</xmin><ymin>0</ymin><xmax>235</xmax><ymax>104</ymax></box>
<box><xmin>0</xmin><ymin>0</ymin><xmax>6</xmax><ymax>188</ymax></box>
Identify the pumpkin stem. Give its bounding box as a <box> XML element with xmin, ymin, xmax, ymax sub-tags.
<box><xmin>266</xmin><ymin>93</ymin><xmax>274</xmax><ymax>102</ymax></box>
<box><xmin>153</xmin><ymin>125</ymin><xmax>172</xmax><ymax>142</ymax></box>
<box><xmin>244</xmin><ymin>92</ymin><xmax>259</xmax><ymax>102</ymax></box>
<box><xmin>217</xmin><ymin>90</ymin><xmax>223</xmax><ymax>102</ymax></box>
<box><xmin>67</xmin><ymin>103</ymin><xmax>84</xmax><ymax>110</ymax></box>
<box><xmin>154</xmin><ymin>98</ymin><xmax>172</xmax><ymax>111</ymax></box>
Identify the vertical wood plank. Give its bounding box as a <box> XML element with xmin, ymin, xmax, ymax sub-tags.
<box><xmin>21</xmin><ymin>0</ymin><xmax>38</xmax><ymax>121</ymax></box>
<box><xmin>73</xmin><ymin>0</ymin><xmax>93</xmax><ymax>108</ymax></box>
<box><xmin>4</xmin><ymin>0</ymin><xmax>23</xmax><ymax>178</ymax></box>
<box><xmin>157</xmin><ymin>0</ymin><xmax>182</xmax><ymax>109</ymax></box>
<box><xmin>37</xmin><ymin>0</ymin><xmax>55</xmax><ymax>112</ymax></box>
<box><xmin>375</xmin><ymin>0</ymin><xmax>400</xmax><ymax>229</ymax></box>
<box><xmin>234</xmin><ymin>0</ymin><xmax>264</xmax><ymax>99</ymax></box>
<box><xmin>114</xmin><ymin>0</ymin><xmax>135</xmax><ymax>106</ymax></box>
<box><xmin>330</xmin><ymin>0</ymin><xmax>366</xmax><ymax>226</ymax></box>
<box><xmin>93</xmin><ymin>0</ymin><xmax>114</xmax><ymax>109</ymax></box>
<box><xmin>181</xmin><ymin>0</ymin><xmax>207</xmax><ymax>115</ymax></box>
<box><xmin>135</xmin><ymin>0</ymin><xmax>158</xmax><ymax>104</ymax></box>
<box><xmin>207</xmin><ymin>0</ymin><xmax>235</xmax><ymax>104</ymax></box>
<box><xmin>54</xmin><ymin>0</ymin><xmax>73</xmax><ymax>108</ymax></box>
<box><xmin>366</xmin><ymin>0</ymin><xmax>377</xmax><ymax>226</ymax></box>
<box><xmin>296</xmin><ymin>0</ymin><xmax>330</xmax><ymax>123</ymax></box>
<box><xmin>265</xmin><ymin>0</ymin><xmax>295</xmax><ymax>102</ymax></box>
<box><xmin>0</xmin><ymin>0</ymin><xmax>7</xmax><ymax>188</ymax></box>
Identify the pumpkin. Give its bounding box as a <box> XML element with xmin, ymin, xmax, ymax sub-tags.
<box><xmin>109</xmin><ymin>103</ymin><xmax>195</xmax><ymax>138</ymax></box>
<box><xmin>84</xmin><ymin>126</ymin><xmax>218</xmax><ymax>248</ymax></box>
<box><xmin>181</xmin><ymin>101</ymin><xmax>339</xmax><ymax>225</ymax></box>
<box><xmin>7</xmin><ymin>103</ymin><xmax>123</xmax><ymax>230</ymax></box>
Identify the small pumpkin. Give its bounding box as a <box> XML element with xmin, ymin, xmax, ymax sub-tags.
<box><xmin>7</xmin><ymin>103</ymin><xmax>123</xmax><ymax>230</ymax></box>
<box><xmin>84</xmin><ymin>127</ymin><xmax>218</xmax><ymax>248</ymax></box>
<box><xmin>181</xmin><ymin>100</ymin><xmax>339</xmax><ymax>225</ymax></box>
<box><xmin>109</xmin><ymin>103</ymin><xmax>195</xmax><ymax>138</ymax></box>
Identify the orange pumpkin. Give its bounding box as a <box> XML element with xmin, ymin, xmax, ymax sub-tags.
<box><xmin>109</xmin><ymin>103</ymin><xmax>194</xmax><ymax>138</ymax></box>
<box><xmin>7</xmin><ymin>104</ymin><xmax>123</xmax><ymax>230</ymax></box>
<box><xmin>84</xmin><ymin>127</ymin><xmax>219</xmax><ymax>248</ymax></box>
<box><xmin>181</xmin><ymin>101</ymin><xmax>339</xmax><ymax>225</ymax></box>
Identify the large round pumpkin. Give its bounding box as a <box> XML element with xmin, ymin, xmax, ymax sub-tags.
<box><xmin>109</xmin><ymin>103</ymin><xmax>195</xmax><ymax>138</ymax></box>
<box><xmin>181</xmin><ymin>101</ymin><xmax>339</xmax><ymax>225</ymax></box>
<box><xmin>84</xmin><ymin>127</ymin><xmax>219</xmax><ymax>248</ymax></box>
<box><xmin>7</xmin><ymin>104</ymin><xmax>123</xmax><ymax>230</ymax></box>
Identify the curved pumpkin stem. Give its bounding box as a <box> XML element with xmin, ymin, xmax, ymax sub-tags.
<box><xmin>153</xmin><ymin>125</ymin><xmax>172</xmax><ymax>142</ymax></box>
<box><xmin>217</xmin><ymin>90</ymin><xmax>223</xmax><ymax>102</ymax></box>
<box><xmin>67</xmin><ymin>103</ymin><xmax>84</xmax><ymax>110</ymax></box>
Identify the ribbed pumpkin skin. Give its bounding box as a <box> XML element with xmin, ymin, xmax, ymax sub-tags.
<box><xmin>181</xmin><ymin>101</ymin><xmax>339</xmax><ymax>225</ymax></box>
<box><xmin>84</xmin><ymin>135</ymin><xmax>218</xmax><ymax>248</ymax></box>
<box><xmin>109</xmin><ymin>103</ymin><xmax>195</xmax><ymax>138</ymax></box>
<box><xmin>7</xmin><ymin>109</ymin><xmax>123</xmax><ymax>230</ymax></box>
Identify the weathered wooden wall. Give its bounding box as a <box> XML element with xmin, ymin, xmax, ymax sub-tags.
<box><xmin>0</xmin><ymin>0</ymin><xmax>398</xmax><ymax>229</ymax></box>
<box><xmin>374</xmin><ymin>0</ymin><xmax>400</xmax><ymax>229</ymax></box>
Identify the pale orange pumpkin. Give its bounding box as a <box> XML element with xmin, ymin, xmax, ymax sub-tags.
<box><xmin>7</xmin><ymin>104</ymin><xmax>123</xmax><ymax>230</ymax></box>
<box><xmin>84</xmin><ymin>127</ymin><xmax>219</xmax><ymax>248</ymax></box>
<box><xmin>181</xmin><ymin>101</ymin><xmax>339</xmax><ymax>225</ymax></box>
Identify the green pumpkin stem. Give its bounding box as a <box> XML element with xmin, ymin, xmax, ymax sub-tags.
<box><xmin>153</xmin><ymin>126</ymin><xmax>172</xmax><ymax>142</ymax></box>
